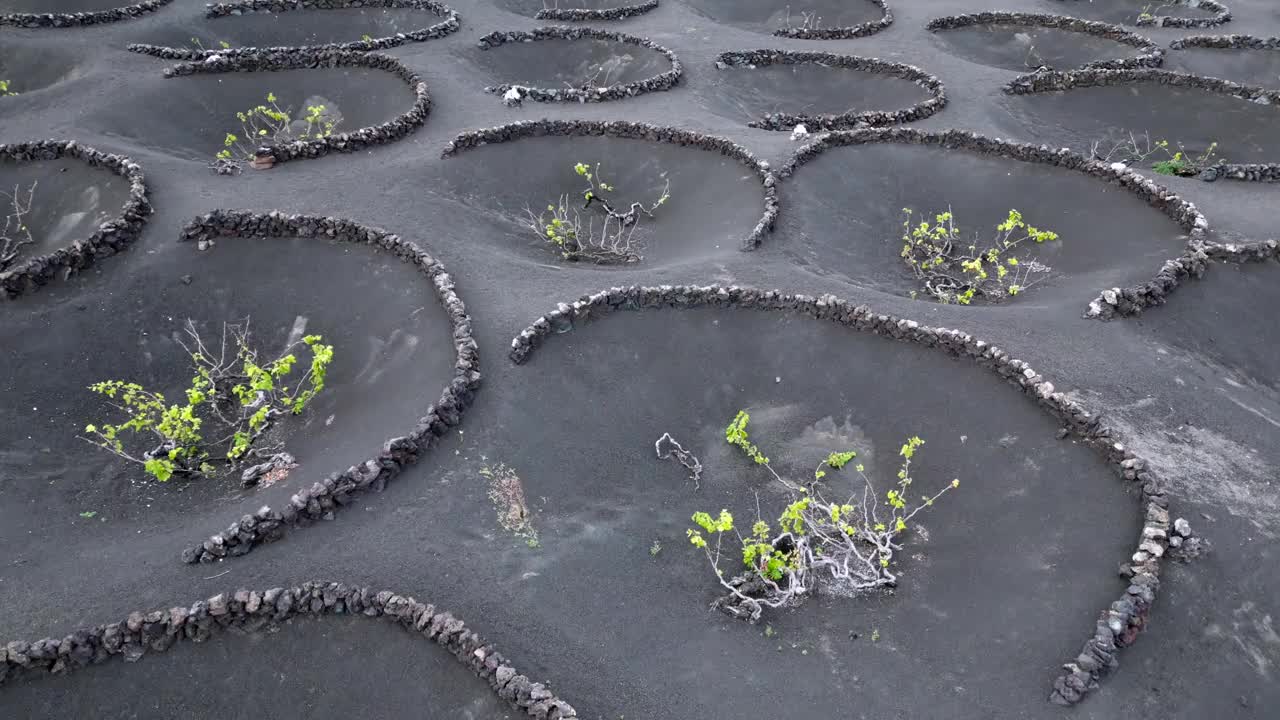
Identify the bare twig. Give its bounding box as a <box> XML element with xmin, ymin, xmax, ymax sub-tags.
<box><xmin>524</xmin><ymin>195</ymin><xmax>643</xmax><ymax>264</ymax></box>
<box><xmin>566</xmin><ymin>60</ymin><xmax>623</xmax><ymax>92</ymax></box>
<box><xmin>1</xmin><ymin>181</ymin><xmax>37</xmax><ymax>271</ymax></box>
<box><xmin>655</xmin><ymin>433</ymin><xmax>704</xmax><ymax>489</ymax></box>
<box><xmin>782</xmin><ymin>5</ymin><xmax>822</xmax><ymax>31</ymax></box>
<box><xmin>481</xmin><ymin>463</ymin><xmax>538</xmax><ymax>544</ymax></box>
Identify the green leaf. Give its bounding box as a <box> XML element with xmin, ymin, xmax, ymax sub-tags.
<box><xmin>144</xmin><ymin>458</ymin><xmax>174</xmax><ymax>482</ymax></box>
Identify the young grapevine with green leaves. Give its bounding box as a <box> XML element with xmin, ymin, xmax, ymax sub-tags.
<box><xmin>81</xmin><ymin>319</ymin><xmax>333</xmax><ymax>482</ymax></box>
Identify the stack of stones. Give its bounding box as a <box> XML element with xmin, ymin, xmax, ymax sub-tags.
<box><xmin>1204</xmin><ymin>238</ymin><xmax>1280</xmax><ymax>263</ymax></box>
<box><xmin>1167</xmin><ymin>516</ymin><xmax>1208</xmax><ymax>559</ymax></box>
<box><xmin>160</xmin><ymin>50</ymin><xmax>430</xmax><ymax>167</ymax></box>
<box><xmin>1050</xmin><ymin>498</ymin><xmax>1168</xmax><ymax>704</ymax></box>
<box><xmin>0</xmin><ymin>141</ymin><xmax>152</xmax><ymax>299</ymax></box>
<box><xmin>1197</xmin><ymin>162</ymin><xmax>1280</xmax><ymax>182</ymax></box>
<box><xmin>506</xmin><ymin>284</ymin><xmax>1174</xmax><ymax>705</ymax></box>
<box><xmin>1172</xmin><ymin>34</ymin><xmax>1280</xmax><ymax>51</ymax></box>
<box><xmin>443</xmin><ymin>119</ymin><xmax>777</xmax><ymax>249</ymax></box>
<box><xmin>1003</xmin><ymin>67</ymin><xmax>1280</xmax><ymax>105</ymax></box>
<box><xmin>478</xmin><ymin>28</ymin><xmax>683</xmax><ymax>104</ymax></box>
<box><xmin>773</xmin><ymin>0</ymin><xmax>892</xmax><ymax>40</ymax></box>
<box><xmin>0</xmin><ymin>582</ymin><xmax>577</xmax><ymax>719</ymax></box>
<box><xmin>0</xmin><ymin>0</ymin><xmax>172</xmax><ymax>27</ymax></box>
<box><xmin>926</xmin><ymin>12</ymin><xmax>1166</xmax><ymax>72</ymax></box>
<box><xmin>535</xmin><ymin>0</ymin><xmax>658</xmax><ymax>22</ymax></box>
<box><xmin>176</xmin><ymin>210</ymin><xmax>479</xmax><ymax>564</ymax></box>
<box><xmin>779</xmin><ymin>126</ymin><xmax>1213</xmax><ymax>320</ymax></box>
<box><xmin>128</xmin><ymin>0</ymin><xmax>460</xmax><ymax>59</ymax></box>
<box><xmin>714</xmin><ymin>50</ymin><xmax>947</xmax><ymax>131</ymax></box>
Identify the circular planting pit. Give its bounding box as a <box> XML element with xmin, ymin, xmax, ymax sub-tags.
<box><xmin>680</xmin><ymin>0</ymin><xmax>890</xmax><ymax>39</ymax></box>
<box><xmin>1040</xmin><ymin>0</ymin><xmax>1230</xmax><ymax>28</ymax></box>
<box><xmin>927</xmin><ymin>12</ymin><xmax>1163</xmax><ymax>74</ymax></box>
<box><xmin>1001</xmin><ymin>69</ymin><xmax>1280</xmax><ymax>182</ymax></box>
<box><xmin>0</xmin><ymin>0</ymin><xmax>172</xmax><ymax>27</ymax></box>
<box><xmin>0</xmin><ymin>582</ymin><xmax>575</xmax><ymax>719</ymax></box>
<box><xmin>499</xmin><ymin>0</ymin><xmax>659</xmax><ymax>22</ymax></box>
<box><xmin>473</xmin><ymin>287</ymin><xmax>1170</xmax><ymax>711</ymax></box>
<box><xmin>0</xmin><ymin>41</ymin><xmax>83</xmax><ymax>98</ymax></box>
<box><xmin>127</xmin><ymin>1</ymin><xmax>460</xmax><ymax>60</ymax></box>
<box><xmin>88</xmin><ymin>51</ymin><xmax>427</xmax><ymax>170</ymax></box>
<box><xmin>706</xmin><ymin>51</ymin><xmax>945</xmax><ymax>131</ymax></box>
<box><xmin>439</xmin><ymin>120</ymin><xmax>775</xmax><ymax>266</ymax></box>
<box><xmin>1144</xmin><ymin>241</ymin><xmax>1280</xmax><ymax>393</ymax></box>
<box><xmin>1169</xmin><ymin>35</ymin><xmax>1280</xmax><ymax>90</ymax></box>
<box><xmin>0</xmin><ymin>141</ymin><xmax>150</xmax><ymax>299</ymax></box>
<box><xmin>0</xmin><ymin>211</ymin><xmax>477</xmax><ymax>566</ymax></box>
<box><xmin>473</xmin><ymin>27</ymin><xmax>680</xmax><ymax>104</ymax></box>
<box><xmin>776</xmin><ymin>128</ymin><xmax>1204</xmax><ymax>317</ymax></box>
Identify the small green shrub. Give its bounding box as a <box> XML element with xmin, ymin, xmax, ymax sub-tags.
<box><xmin>0</xmin><ymin>80</ymin><xmax>16</xmax><ymax>97</ymax></box>
<box><xmin>1092</xmin><ymin>132</ymin><xmax>1223</xmax><ymax>177</ymax></box>
<box><xmin>214</xmin><ymin>92</ymin><xmax>341</xmax><ymax>169</ymax></box>
<box><xmin>525</xmin><ymin>161</ymin><xmax>670</xmax><ymax>264</ymax></box>
<box><xmin>900</xmin><ymin>208</ymin><xmax>1058</xmax><ymax>304</ymax></box>
<box><xmin>1151</xmin><ymin>141</ymin><xmax>1220</xmax><ymax>177</ymax></box>
<box><xmin>670</xmin><ymin>410</ymin><xmax>959</xmax><ymax>623</ymax></box>
<box><xmin>81</xmin><ymin>319</ymin><xmax>334</xmax><ymax>482</ymax></box>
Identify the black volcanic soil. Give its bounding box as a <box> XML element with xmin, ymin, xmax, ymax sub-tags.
<box><xmin>701</xmin><ymin>59</ymin><xmax>933</xmax><ymax>126</ymax></box>
<box><xmin>680</xmin><ymin>0</ymin><xmax>882</xmax><ymax>36</ymax></box>
<box><xmin>0</xmin><ymin>157</ymin><xmax>130</xmax><ymax>258</ymax></box>
<box><xmin>931</xmin><ymin>22</ymin><xmax>1147</xmax><ymax>72</ymax></box>
<box><xmin>88</xmin><ymin>66</ymin><xmax>414</xmax><ymax>162</ymax></box>
<box><xmin>0</xmin><ymin>0</ymin><xmax>141</xmax><ymax>12</ymax></box>
<box><xmin>998</xmin><ymin>80</ymin><xmax>1280</xmax><ymax>166</ymax></box>
<box><xmin>467</xmin><ymin>35</ymin><xmax>671</xmax><ymax>91</ymax></box>
<box><xmin>778</xmin><ymin>141</ymin><xmax>1189</xmax><ymax>309</ymax></box>
<box><xmin>1168</xmin><ymin>44</ymin><xmax>1280</xmax><ymax>89</ymax></box>
<box><xmin>1</xmin><ymin>1</ymin><xmax>1278</xmax><ymax>719</ymax></box>
<box><xmin>0</xmin><ymin>616</ymin><xmax>511</xmax><ymax>719</ymax></box>
<box><xmin>448</xmin><ymin>306</ymin><xmax>1139</xmax><ymax>719</ymax></box>
<box><xmin>433</xmin><ymin>133</ymin><xmax>764</xmax><ymax>265</ymax></box>
<box><xmin>0</xmin><ymin>232</ymin><xmax>456</xmax><ymax>567</ymax></box>
<box><xmin>132</xmin><ymin>5</ymin><xmax>439</xmax><ymax>50</ymax></box>
<box><xmin>1034</xmin><ymin>0</ymin><xmax>1217</xmax><ymax>26</ymax></box>
<box><xmin>500</xmin><ymin>0</ymin><xmax>641</xmax><ymax>17</ymax></box>
<box><xmin>0</xmin><ymin>39</ymin><xmax>82</xmax><ymax>96</ymax></box>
